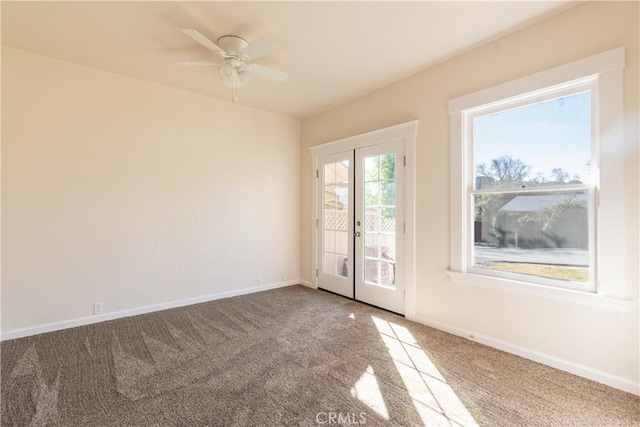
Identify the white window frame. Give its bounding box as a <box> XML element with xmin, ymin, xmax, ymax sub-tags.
<box><xmin>466</xmin><ymin>81</ymin><xmax>597</xmax><ymax>292</ymax></box>
<box><xmin>449</xmin><ymin>47</ymin><xmax>631</xmax><ymax>312</ymax></box>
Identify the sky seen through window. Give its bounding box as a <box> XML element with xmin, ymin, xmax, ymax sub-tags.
<box><xmin>474</xmin><ymin>91</ymin><xmax>591</xmax><ymax>185</ymax></box>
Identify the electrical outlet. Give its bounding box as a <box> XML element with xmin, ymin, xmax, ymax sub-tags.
<box><xmin>93</xmin><ymin>302</ymin><xmax>103</xmax><ymax>315</ymax></box>
<box><xmin>257</xmin><ymin>277</ymin><xmax>264</xmax><ymax>286</ymax></box>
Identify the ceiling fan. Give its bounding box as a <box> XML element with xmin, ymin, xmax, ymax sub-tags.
<box><xmin>178</xmin><ymin>29</ymin><xmax>289</xmax><ymax>102</ymax></box>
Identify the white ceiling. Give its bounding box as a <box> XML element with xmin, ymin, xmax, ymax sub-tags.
<box><xmin>1</xmin><ymin>1</ymin><xmax>577</xmax><ymax>118</ymax></box>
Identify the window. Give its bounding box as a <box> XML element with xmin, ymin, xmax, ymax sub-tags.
<box><xmin>469</xmin><ymin>85</ymin><xmax>595</xmax><ymax>291</ymax></box>
<box><xmin>449</xmin><ymin>48</ymin><xmax>628</xmax><ymax>309</ymax></box>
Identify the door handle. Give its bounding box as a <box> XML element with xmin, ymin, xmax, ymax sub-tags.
<box><xmin>355</xmin><ymin>231</ymin><xmax>361</xmax><ymax>237</ymax></box>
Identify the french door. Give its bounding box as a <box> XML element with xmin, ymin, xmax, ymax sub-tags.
<box><xmin>316</xmin><ymin>139</ymin><xmax>405</xmax><ymax>314</ymax></box>
<box><xmin>317</xmin><ymin>151</ymin><xmax>355</xmax><ymax>298</ymax></box>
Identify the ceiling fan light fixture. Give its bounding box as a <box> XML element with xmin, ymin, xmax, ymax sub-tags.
<box><xmin>219</xmin><ymin>63</ymin><xmax>236</xmax><ymax>85</ymax></box>
<box><xmin>236</xmin><ymin>69</ymin><xmax>251</xmax><ymax>87</ymax></box>
<box><xmin>220</xmin><ymin>63</ymin><xmax>250</xmax><ymax>89</ymax></box>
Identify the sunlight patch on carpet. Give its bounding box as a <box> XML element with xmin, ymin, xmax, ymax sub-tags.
<box><xmin>350</xmin><ymin>365</ymin><xmax>389</xmax><ymax>420</ymax></box>
<box><xmin>372</xmin><ymin>316</ymin><xmax>478</xmax><ymax>427</ymax></box>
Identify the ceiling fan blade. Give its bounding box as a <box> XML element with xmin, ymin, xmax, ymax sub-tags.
<box><xmin>176</xmin><ymin>61</ymin><xmax>221</xmax><ymax>67</ymax></box>
<box><xmin>181</xmin><ymin>29</ymin><xmax>226</xmax><ymax>57</ymax></box>
<box><xmin>247</xmin><ymin>64</ymin><xmax>289</xmax><ymax>83</ymax></box>
<box><xmin>240</xmin><ymin>37</ymin><xmax>276</xmax><ymax>60</ymax></box>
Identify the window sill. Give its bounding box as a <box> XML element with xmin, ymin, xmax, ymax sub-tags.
<box><xmin>447</xmin><ymin>271</ymin><xmax>632</xmax><ymax>313</ymax></box>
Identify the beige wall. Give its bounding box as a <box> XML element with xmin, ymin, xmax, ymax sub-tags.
<box><xmin>301</xmin><ymin>2</ymin><xmax>639</xmax><ymax>385</ymax></box>
<box><xmin>2</xmin><ymin>48</ymin><xmax>300</xmax><ymax>332</ymax></box>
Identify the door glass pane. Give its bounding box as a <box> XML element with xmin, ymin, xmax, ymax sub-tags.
<box><xmin>365</xmin><ymin>207</ymin><xmax>380</xmax><ymax>232</ymax></box>
<box><xmin>336</xmin><ymin>231</ymin><xmax>349</xmax><ymax>254</ymax></box>
<box><xmin>362</xmin><ymin>153</ymin><xmax>397</xmax><ymax>288</ymax></box>
<box><xmin>380</xmin><ymin>233</ymin><xmax>396</xmax><ymax>260</ymax></box>
<box><xmin>473</xmin><ymin>190</ymin><xmax>589</xmax><ymax>283</ymax></box>
<box><xmin>324</xmin><ymin>252</ymin><xmax>337</xmax><ymax>276</ymax></box>
<box><xmin>324</xmin><ymin>209</ymin><xmax>335</xmax><ymax>230</ymax></box>
<box><xmin>380</xmin><ymin>261</ymin><xmax>395</xmax><ymax>286</ymax></box>
<box><xmin>381</xmin><ymin>208</ymin><xmax>395</xmax><ymax>232</ymax></box>
<box><xmin>364</xmin><ymin>156</ymin><xmax>379</xmax><ymax>181</ymax></box>
<box><xmin>364</xmin><ymin>259</ymin><xmax>380</xmax><ymax>284</ymax></box>
<box><xmin>381</xmin><ymin>181</ymin><xmax>395</xmax><ymax>206</ymax></box>
<box><xmin>337</xmin><ymin>254</ymin><xmax>348</xmax><ymax>278</ymax></box>
<box><xmin>364</xmin><ymin>233</ymin><xmax>380</xmax><ymax>258</ymax></box>
<box><xmin>365</xmin><ymin>182</ymin><xmax>380</xmax><ymax>207</ymax></box>
<box><xmin>324</xmin><ymin>231</ymin><xmax>336</xmax><ymax>252</ymax></box>
<box><xmin>379</xmin><ymin>153</ymin><xmax>396</xmax><ymax>179</ymax></box>
<box><xmin>323</xmin><ymin>160</ymin><xmax>350</xmax><ymax>277</ymax></box>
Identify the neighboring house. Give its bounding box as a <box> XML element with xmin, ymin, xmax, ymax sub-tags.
<box><xmin>499</xmin><ymin>193</ymin><xmax>588</xmax><ymax>213</ymax></box>
<box><xmin>478</xmin><ymin>193</ymin><xmax>589</xmax><ymax>249</ymax></box>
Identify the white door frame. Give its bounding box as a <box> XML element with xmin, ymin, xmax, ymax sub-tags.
<box><xmin>310</xmin><ymin>121</ymin><xmax>418</xmax><ymax>319</ymax></box>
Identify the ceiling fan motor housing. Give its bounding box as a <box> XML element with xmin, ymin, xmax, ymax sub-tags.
<box><xmin>217</xmin><ymin>35</ymin><xmax>249</xmax><ymax>58</ymax></box>
<box><xmin>216</xmin><ymin>35</ymin><xmax>250</xmax><ymax>88</ymax></box>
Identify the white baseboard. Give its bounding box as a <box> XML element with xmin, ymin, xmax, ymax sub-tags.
<box><xmin>8</xmin><ymin>284</ymin><xmax>635</xmax><ymax>396</ymax></box>
<box><xmin>1</xmin><ymin>280</ymin><xmax>300</xmax><ymax>341</ymax></box>
<box><xmin>299</xmin><ymin>279</ymin><xmax>315</xmax><ymax>288</ymax></box>
<box><xmin>410</xmin><ymin>314</ymin><xmax>640</xmax><ymax>396</ymax></box>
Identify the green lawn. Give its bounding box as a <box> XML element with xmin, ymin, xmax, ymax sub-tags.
<box><xmin>487</xmin><ymin>263</ymin><xmax>589</xmax><ymax>282</ymax></box>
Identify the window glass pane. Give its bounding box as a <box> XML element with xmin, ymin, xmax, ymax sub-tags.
<box><xmin>473</xmin><ymin>190</ymin><xmax>589</xmax><ymax>283</ymax></box>
<box><xmin>474</xmin><ymin>92</ymin><xmax>591</xmax><ymax>190</ymax></box>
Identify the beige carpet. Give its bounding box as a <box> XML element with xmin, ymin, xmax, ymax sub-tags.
<box><xmin>1</xmin><ymin>285</ymin><xmax>638</xmax><ymax>426</ymax></box>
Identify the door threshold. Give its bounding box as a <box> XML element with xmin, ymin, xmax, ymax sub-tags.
<box><xmin>317</xmin><ymin>288</ymin><xmax>405</xmax><ymax>317</ymax></box>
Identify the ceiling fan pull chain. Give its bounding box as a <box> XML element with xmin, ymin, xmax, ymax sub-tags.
<box><xmin>232</xmin><ymin>72</ymin><xmax>239</xmax><ymax>103</ymax></box>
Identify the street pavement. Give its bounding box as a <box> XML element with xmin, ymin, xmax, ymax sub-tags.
<box><xmin>474</xmin><ymin>246</ymin><xmax>589</xmax><ymax>267</ymax></box>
